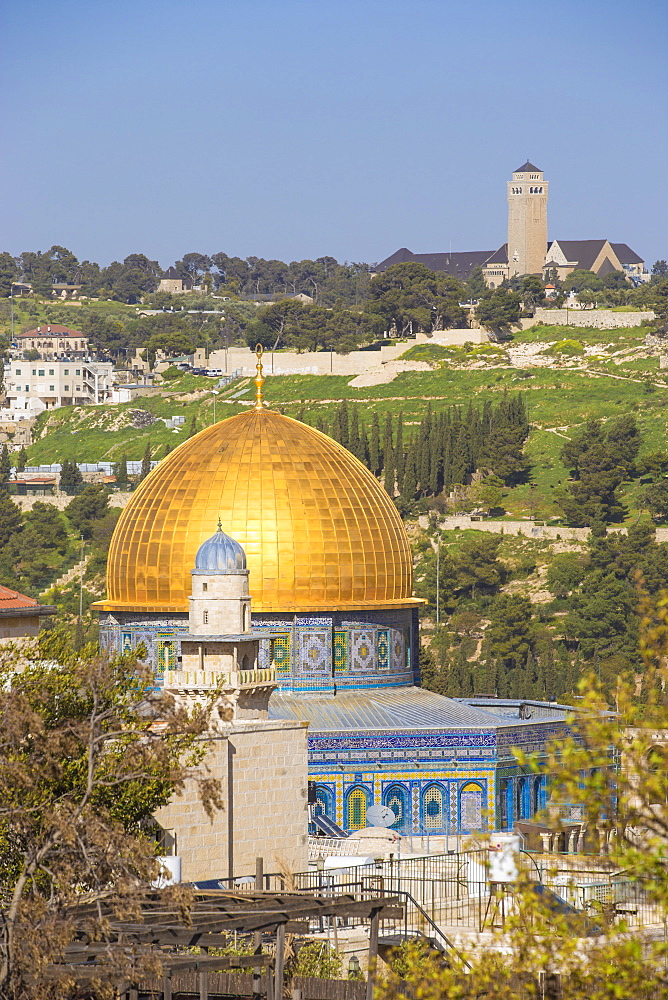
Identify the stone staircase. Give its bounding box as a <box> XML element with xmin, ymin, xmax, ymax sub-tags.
<box><xmin>43</xmin><ymin>556</ymin><xmax>89</xmax><ymax>595</ymax></box>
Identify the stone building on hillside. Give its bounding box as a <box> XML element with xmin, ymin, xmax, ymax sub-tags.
<box><xmin>0</xmin><ymin>585</ymin><xmax>56</xmax><ymax>642</ymax></box>
<box><xmin>2</xmin><ymin>359</ymin><xmax>114</xmax><ymax>420</ymax></box>
<box><xmin>13</xmin><ymin>326</ymin><xmax>90</xmax><ymax>360</ymax></box>
<box><xmin>375</xmin><ymin>162</ymin><xmax>648</xmax><ymax>286</ymax></box>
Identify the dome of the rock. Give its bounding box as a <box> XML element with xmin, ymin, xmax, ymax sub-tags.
<box><xmin>96</xmin><ymin>408</ymin><xmax>417</xmax><ymax>614</ymax></box>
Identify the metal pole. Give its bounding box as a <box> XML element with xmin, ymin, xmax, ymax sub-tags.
<box><xmin>253</xmin><ymin>857</ymin><xmax>263</xmax><ymax>1000</ymax></box>
<box><xmin>79</xmin><ymin>533</ymin><xmax>84</xmax><ymax>622</ymax></box>
<box><xmin>366</xmin><ymin>908</ymin><xmax>380</xmax><ymax>1000</ymax></box>
<box><xmin>274</xmin><ymin>923</ymin><xmax>285</xmax><ymax>999</ymax></box>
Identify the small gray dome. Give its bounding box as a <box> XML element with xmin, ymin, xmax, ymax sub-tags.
<box><xmin>194</xmin><ymin>522</ymin><xmax>247</xmax><ymax>573</ymax></box>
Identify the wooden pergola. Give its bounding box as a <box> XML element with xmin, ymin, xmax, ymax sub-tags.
<box><xmin>50</xmin><ymin>889</ymin><xmax>403</xmax><ymax>1000</ymax></box>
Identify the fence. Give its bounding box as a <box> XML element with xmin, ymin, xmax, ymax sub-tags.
<box><xmin>137</xmin><ymin>972</ymin><xmax>366</xmax><ymax>999</ymax></box>
<box><xmin>253</xmin><ymin>850</ymin><xmax>665</xmax><ymax>935</ymax></box>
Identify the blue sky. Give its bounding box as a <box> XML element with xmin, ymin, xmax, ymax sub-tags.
<box><xmin>2</xmin><ymin>0</ymin><xmax>667</xmax><ymax>268</ymax></box>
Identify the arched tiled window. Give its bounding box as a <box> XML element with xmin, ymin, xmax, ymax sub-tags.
<box><xmin>460</xmin><ymin>782</ymin><xmax>484</xmax><ymax>831</ymax></box>
<box><xmin>422</xmin><ymin>783</ymin><xmax>445</xmax><ymax>830</ymax></box>
<box><xmin>499</xmin><ymin>778</ymin><xmax>512</xmax><ymax>829</ymax></box>
<box><xmin>315</xmin><ymin>784</ymin><xmax>334</xmax><ymax>818</ymax></box>
<box><xmin>383</xmin><ymin>784</ymin><xmax>409</xmax><ymax>831</ymax></box>
<box><xmin>517</xmin><ymin>776</ymin><xmax>531</xmax><ymax>819</ymax></box>
<box><xmin>346</xmin><ymin>786</ymin><xmax>370</xmax><ymax>830</ymax></box>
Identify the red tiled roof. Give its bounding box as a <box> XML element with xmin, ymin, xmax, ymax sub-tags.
<box><xmin>17</xmin><ymin>325</ymin><xmax>83</xmax><ymax>338</ymax></box>
<box><xmin>0</xmin><ymin>585</ymin><xmax>39</xmax><ymax>609</ymax></box>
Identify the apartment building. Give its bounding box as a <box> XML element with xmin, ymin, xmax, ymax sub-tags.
<box><xmin>2</xmin><ymin>360</ymin><xmax>114</xmax><ymax>420</ymax></box>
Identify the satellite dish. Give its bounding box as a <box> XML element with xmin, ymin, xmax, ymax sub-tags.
<box><xmin>366</xmin><ymin>805</ymin><xmax>396</xmax><ymax>828</ymax></box>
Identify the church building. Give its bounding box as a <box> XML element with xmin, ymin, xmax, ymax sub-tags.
<box><xmin>375</xmin><ymin>161</ymin><xmax>647</xmax><ymax>286</ymax></box>
<box><xmin>94</xmin><ymin>351</ymin><xmax>575</xmax><ymax>840</ymax></box>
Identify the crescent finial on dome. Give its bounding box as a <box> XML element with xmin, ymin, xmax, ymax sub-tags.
<box><xmin>254</xmin><ymin>343</ymin><xmax>265</xmax><ymax>411</ymax></box>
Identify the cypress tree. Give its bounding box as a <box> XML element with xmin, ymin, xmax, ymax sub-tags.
<box><xmin>16</xmin><ymin>446</ymin><xmax>28</xmax><ymax>473</ymax></box>
<box><xmin>400</xmin><ymin>447</ymin><xmax>417</xmax><ymax>503</ymax></box>
<box><xmin>114</xmin><ymin>453</ymin><xmax>128</xmax><ymax>487</ymax></box>
<box><xmin>162</xmin><ymin>443</ymin><xmax>172</xmax><ymax>458</ymax></box>
<box><xmin>339</xmin><ymin>400</ymin><xmax>349</xmax><ymax>450</ymax></box>
<box><xmin>349</xmin><ymin>406</ymin><xmax>361</xmax><ymax>459</ymax></box>
<box><xmin>370</xmin><ymin>412</ymin><xmax>381</xmax><ymax>475</ymax></box>
<box><xmin>359</xmin><ymin>423</ymin><xmax>370</xmax><ymax>466</ymax></box>
<box><xmin>429</xmin><ymin>416</ymin><xmax>442</xmax><ymax>495</ymax></box>
<box><xmin>382</xmin><ymin>414</ymin><xmax>394</xmax><ymax>495</ymax></box>
<box><xmin>188</xmin><ymin>414</ymin><xmax>197</xmax><ymax>438</ymax></box>
<box><xmin>394</xmin><ymin>410</ymin><xmax>405</xmax><ymax>493</ymax></box>
<box><xmin>0</xmin><ymin>444</ymin><xmax>10</xmax><ymax>485</ymax></box>
<box><xmin>140</xmin><ymin>440</ymin><xmax>152</xmax><ymax>481</ymax></box>
<box><xmin>394</xmin><ymin>412</ymin><xmax>404</xmax><ymax>491</ymax></box>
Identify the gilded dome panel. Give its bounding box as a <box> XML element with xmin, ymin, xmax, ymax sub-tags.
<box><xmin>97</xmin><ymin>408</ymin><xmax>417</xmax><ymax>613</ymax></box>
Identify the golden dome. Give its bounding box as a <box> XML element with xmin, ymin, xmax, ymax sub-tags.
<box><xmin>95</xmin><ymin>408</ymin><xmax>418</xmax><ymax>614</ymax></box>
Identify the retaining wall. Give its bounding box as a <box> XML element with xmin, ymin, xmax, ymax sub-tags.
<box><xmin>528</xmin><ymin>309</ymin><xmax>655</xmax><ymax>330</ymax></box>
<box><xmin>207</xmin><ymin>329</ymin><xmax>489</xmax><ymax>378</ymax></box>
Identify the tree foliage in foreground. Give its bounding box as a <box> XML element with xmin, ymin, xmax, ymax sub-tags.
<box><xmin>380</xmin><ymin>593</ymin><xmax>668</xmax><ymax>999</ymax></box>
<box><xmin>0</xmin><ymin>630</ymin><xmax>225</xmax><ymax>998</ymax></box>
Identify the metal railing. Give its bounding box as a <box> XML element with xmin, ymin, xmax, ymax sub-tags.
<box><xmin>247</xmin><ymin>851</ymin><xmax>666</xmax><ymax>935</ymax></box>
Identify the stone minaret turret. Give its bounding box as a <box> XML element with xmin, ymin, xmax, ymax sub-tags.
<box><xmin>188</xmin><ymin>520</ymin><xmax>251</xmax><ymax>636</ymax></box>
<box><xmin>507</xmin><ymin>161</ymin><xmax>548</xmax><ymax>277</ymax></box>
<box><xmin>165</xmin><ymin>522</ymin><xmax>276</xmax><ymax>722</ymax></box>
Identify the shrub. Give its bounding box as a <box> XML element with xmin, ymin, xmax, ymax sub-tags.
<box><xmin>545</xmin><ymin>339</ymin><xmax>585</xmax><ymax>356</ymax></box>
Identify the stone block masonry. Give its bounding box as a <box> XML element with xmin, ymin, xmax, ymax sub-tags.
<box><xmin>155</xmin><ymin>718</ymin><xmax>309</xmax><ymax>883</ymax></box>
<box><xmin>529</xmin><ymin>309</ymin><xmax>655</xmax><ymax>330</ymax></box>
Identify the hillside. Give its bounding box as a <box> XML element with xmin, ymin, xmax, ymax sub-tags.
<box><xmin>20</xmin><ymin>320</ymin><xmax>668</xmax><ymax>524</ymax></box>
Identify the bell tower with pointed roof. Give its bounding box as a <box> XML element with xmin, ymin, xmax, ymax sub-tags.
<box><xmin>507</xmin><ymin>161</ymin><xmax>548</xmax><ymax>277</ymax></box>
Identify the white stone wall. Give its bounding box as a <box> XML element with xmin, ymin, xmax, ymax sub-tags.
<box><xmin>208</xmin><ymin>330</ymin><xmax>489</xmax><ymax>379</ymax></box>
<box><xmin>155</xmin><ymin>718</ymin><xmax>309</xmax><ymax>882</ymax></box>
<box><xmin>530</xmin><ymin>309</ymin><xmax>655</xmax><ymax>329</ymax></box>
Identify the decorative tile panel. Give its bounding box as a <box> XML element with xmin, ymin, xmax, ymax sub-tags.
<box><xmin>376</xmin><ymin>629</ymin><xmax>389</xmax><ymax>671</ymax></box>
<box><xmin>271</xmin><ymin>633</ymin><xmax>292</xmax><ymax>674</ymax></box>
<box><xmin>351</xmin><ymin>630</ymin><xmax>375</xmax><ymax>671</ymax></box>
<box><xmin>333</xmin><ymin>630</ymin><xmax>348</xmax><ymax>674</ymax></box>
<box><xmin>298</xmin><ymin>630</ymin><xmax>330</xmax><ymax>675</ymax></box>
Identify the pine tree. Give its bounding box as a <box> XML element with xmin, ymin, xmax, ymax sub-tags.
<box><xmin>140</xmin><ymin>441</ymin><xmax>152</xmax><ymax>481</ymax></box>
<box><xmin>59</xmin><ymin>459</ymin><xmax>83</xmax><ymax>495</ymax></box>
<box><xmin>370</xmin><ymin>412</ymin><xmax>381</xmax><ymax>476</ymax></box>
<box><xmin>0</xmin><ymin>444</ymin><xmax>11</xmax><ymax>485</ymax></box>
<box><xmin>16</xmin><ymin>446</ymin><xmax>28</xmax><ymax>473</ymax></box>
<box><xmin>187</xmin><ymin>414</ymin><xmax>197</xmax><ymax>438</ymax></box>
